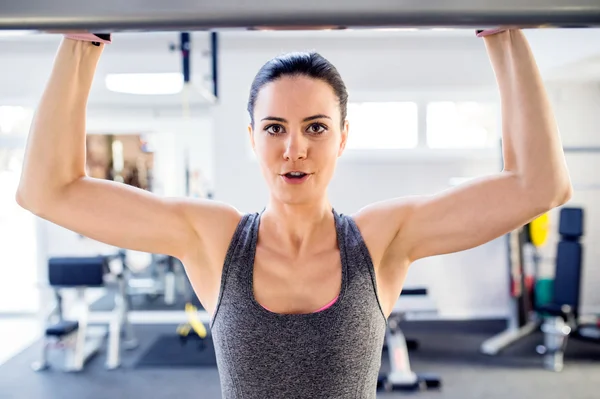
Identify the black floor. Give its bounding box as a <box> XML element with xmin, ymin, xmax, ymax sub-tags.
<box><xmin>1</xmin><ymin>320</ymin><xmax>600</xmax><ymax>399</ymax></box>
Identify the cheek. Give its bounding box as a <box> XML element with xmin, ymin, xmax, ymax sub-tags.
<box><xmin>313</xmin><ymin>144</ymin><xmax>339</xmax><ymax>172</ymax></box>
<box><xmin>255</xmin><ymin>139</ymin><xmax>281</xmax><ymax>171</ymax></box>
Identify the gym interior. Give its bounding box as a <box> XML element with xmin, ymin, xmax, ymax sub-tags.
<box><xmin>1</xmin><ymin>27</ymin><xmax>600</xmax><ymax>399</ymax></box>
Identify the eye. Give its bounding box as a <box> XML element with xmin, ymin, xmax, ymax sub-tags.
<box><xmin>307</xmin><ymin>123</ymin><xmax>327</xmax><ymax>135</ymax></box>
<box><xmin>265</xmin><ymin>124</ymin><xmax>285</xmax><ymax>135</ymax></box>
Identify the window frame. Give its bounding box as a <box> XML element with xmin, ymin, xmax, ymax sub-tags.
<box><xmin>340</xmin><ymin>89</ymin><xmax>501</xmax><ymax>162</ymax></box>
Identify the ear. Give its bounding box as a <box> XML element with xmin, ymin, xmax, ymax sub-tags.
<box><xmin>248</xmin><ymin>124</ymin><xmax>256</xmax><ymax>152</ymax></box>
<box><xmin>338</xmin><ymin>119</ymin><xmax>349</xmax><ymax>157</ymax></box>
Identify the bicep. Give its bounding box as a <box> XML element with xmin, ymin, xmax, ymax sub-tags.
<box><xmin>392</xmin><ymin>172</ymin><xmax>552</xmax><ymax>262</ymax></box>
<box><xmin>35</xmin><ymin>177</ymin><xmax>233</xmax><ymax>260</ymax></box>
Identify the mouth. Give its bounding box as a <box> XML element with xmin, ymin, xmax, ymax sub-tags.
<box><xmin>283</xmin><ymin>171</ymin><xmax>308</xmax><ymax>178</ymax></box>
<box><xmin>280</xmin><ymin>171</ymin><xmax>311</xmax><ymax>184</ymax></box>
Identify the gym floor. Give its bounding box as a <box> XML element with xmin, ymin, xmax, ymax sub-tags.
<box><xmin>1</xmin><ymin>319</ymin><xmax>598</xmax><ymax>399</ymax></box>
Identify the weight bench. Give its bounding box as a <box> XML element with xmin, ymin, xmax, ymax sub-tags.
<box><xmin>32</xmin><ymin>254</ymin><xmax>138</xmax><ymax>373</ymax></box>
<box><xmin>378</xmin><ymin>287</ymin><xmax>441</xmax><ymax>392</ymax></box>
<box><xmin>126</xmin><ymin>254</ymin><xmax>190</xmax><ymax>306</ymax></box>
<box><xmin>535</xmin><ymin>207</ymin><xmax>600</xmax><ymax>371</ymax></box>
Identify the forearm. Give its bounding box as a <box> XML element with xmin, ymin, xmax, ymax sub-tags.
<box><xmin>484</xmin><ymin>30</ymin><xmax>572</xmax><ymax>204</ymax></box>
<box><xmin>17</xmin><ymin>39</ymin><xmax>104</xmax><ymax>207</ymax></box>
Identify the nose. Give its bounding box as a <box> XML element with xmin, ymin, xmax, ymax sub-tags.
<box><xmin>283</xmin><ymin>131</ymin><xmax>307</xmax><ymax>161</ymax></box>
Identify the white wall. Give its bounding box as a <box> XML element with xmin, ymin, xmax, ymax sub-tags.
<box><xmin>211</xmin><ymin>32</ymin><xmax>600</xmax><ymax>319</ymax></box>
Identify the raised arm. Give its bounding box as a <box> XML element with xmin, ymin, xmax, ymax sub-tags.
<box><xmin>356</xmin><ymin>29</ymin><xmax>572</xmax><ymax>268</ymax></box>
<box><xmin>15</xmin><ymin>38</ymin><xmax>240</xmax><ymax>262</ymax></box>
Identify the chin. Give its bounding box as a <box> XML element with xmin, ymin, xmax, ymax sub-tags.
<box><xmin>276</xmin><ymin>193</ymin><xmax>310</xmax><ymax>205</ymax></box>
<box><xmin>274</xmin><ymin>190</ymin><xmax>324</xmax><ymax>206</ymax></box>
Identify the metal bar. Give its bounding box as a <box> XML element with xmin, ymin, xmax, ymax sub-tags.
<box><xmin>211</xmin><ymin>32</ymin><xmax>219</xmax><ymax>100</ymax></box>
<box><xmin>1</xmin><ymin>0</ymin><xmax>600</xmax><ymax>31</ymax></box>
<box><xmin>181</xmin><ymin>32</ymin><xmax>191</xmax><ymax>84</ymax></box>
<box><xmin>563</xmin><ymin>146</ymin><xmax>600</xmax><ymax>153</ymax></box>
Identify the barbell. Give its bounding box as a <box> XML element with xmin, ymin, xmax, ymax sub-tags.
<box><xmin>1</xmin><ymin>0</ymin><xmax>600</xmax><ymax>32</ymax></box>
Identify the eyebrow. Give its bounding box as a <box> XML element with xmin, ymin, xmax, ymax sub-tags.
<box><xmin>260</xmin><ymin>114</ymin><xmax>332</xmax><ymax>123</ymax></box>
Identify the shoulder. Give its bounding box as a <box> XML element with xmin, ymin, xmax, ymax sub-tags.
<box><xmin>349</xmin><ymin>198</ymin><xmax>417</xmax><ymax>267</ymax></box>
<box><xmin>177</xmin><ymin>199</ymin><xmax>245</xmax><ymax>262</ymax></box>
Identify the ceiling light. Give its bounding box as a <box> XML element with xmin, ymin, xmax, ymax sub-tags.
<box><xmin>375</xmin><ymin>28</ymin><xmax>419</xmax><ymax>32</ymax></box>
<box><xmin>105</xmin><ymin>73</ymin><xmax>183</xmax><ymax>95</ymax></box>
<box><xmin>0</xmin><ymin>30</ymin><xmax>35</xmax><ymax>37</ymax></box>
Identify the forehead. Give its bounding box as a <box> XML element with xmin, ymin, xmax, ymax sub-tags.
<box><xmin>254</xmin><ymin>76</ymin><xmax>339</xmax><ymax>119</ymax></box>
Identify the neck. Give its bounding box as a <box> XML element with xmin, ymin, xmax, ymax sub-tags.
<box><xmin>262</xmin><ymin>197</ymin><xmax>334</xmax><ymax>254</ymax></box>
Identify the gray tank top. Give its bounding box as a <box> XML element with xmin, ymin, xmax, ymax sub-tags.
<box><xmin>210</xmin><ymin>209</ymin><xmax>387</xmax><ymax>399</ymax></box>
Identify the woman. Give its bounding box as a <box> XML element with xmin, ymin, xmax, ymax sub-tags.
<box><xmin>17</xmin><ymin>29</ymin><xmax>572</xmax><ymax>398</ymax></box>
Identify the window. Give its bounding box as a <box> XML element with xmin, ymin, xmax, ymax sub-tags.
<box><xmin>0</xmin><ymin>106</ymin><xmax>34</xmax><ymax>135</ymax></box>
<box><xmin>346</xmin><ymin>102</ymin><xmax>418</xmax><ymax>149</ymax></box>
<box><xmin>0</xmin><ymin>148</ymin><xmax>38</xmax><ymax>313</ymax></box>
<box><xmin>426</xmin><ymin>102</ymin><xmax>498</xmax><ymax>149</ymax></box>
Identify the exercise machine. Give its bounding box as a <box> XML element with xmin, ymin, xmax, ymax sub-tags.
<box><xmin>480</xmin><ymin>215</ymin><xmax>547</xmax><ymax>355</ymax></box>
<box><xmin>378</xmin><ymin>288</ymin><xmax>441</xmax><ymax>392</ymax></box>
<box><xmin>32</xmin><ymin>253</ymin><xmax>138</xmax><ymax>372</ymax></box>
<box><xmin>535</xmin><ymin>207</ymin><xmax>600</xmax><ymax>371</ymax></box>
<box><xmin>126</xmin><ymin>254</ymin><xmax>190</xmax><ymax>306</ymax></box>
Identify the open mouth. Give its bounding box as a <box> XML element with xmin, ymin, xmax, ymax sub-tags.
<box><xmin>284</xmin><ymin>171</ymin><xmax>308</xmax><ymax>179</ymax></box>
<box><xmin>281</xmin><ymin>171</ymin><xmax>311</xmax><ymax>184</ymax></box>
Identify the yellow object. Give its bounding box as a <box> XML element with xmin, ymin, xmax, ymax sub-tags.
<box><xmin>529</xmin><ymin>213</ymin><xmax>550</xmax><ymax>247</ymax></box>
<box><xmin>185</xmin><ymin>303</ymin><xmax>208</xmax><ymax>339</ymax></box>
<box><xmin>177</xmin><ymin>323</ymin><xmax>192</xmax><ymax>336</ymax></box>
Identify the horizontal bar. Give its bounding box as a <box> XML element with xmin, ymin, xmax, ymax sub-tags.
<box><xmin>401</xmin><ymin>288</ymin><xmax>428</xmax><ymax>296</ymax></box>
<box><xmin>1</xmin><ymin>0</ymin><xmax>600</xmax><ymax>31</ymax></box>
<box><xmin>563</xmin><ymin>146</ymin><xmax>600</xmax><ymax>153</ymax></box>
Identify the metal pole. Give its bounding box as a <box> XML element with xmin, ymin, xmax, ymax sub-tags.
<box><xmin>563</xmin><ymin>146</ymin><xmax>600</xmax><ymax>153</ymax></box>
<box><xmin>181</xmin><ymin>32</ymin><xmax>191</xmax><ymax>84</ymax></box>
<box><xmin>1</xmin><ymin>0</ymin><xmax>599</xmax><ymax>31</ymax></box>
<box><xmin>211</xmin><ymin>32</ymin><xmax>219</xmax><ymax>100</ymax></box>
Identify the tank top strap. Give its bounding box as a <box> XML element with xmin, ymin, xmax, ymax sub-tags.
<box><xmin>211</xmin><ymin>211</ymin><xmax>261</xmax><ymax>327</ymax></box>
<box><xmin>334</xmin><ymin>209</ymin><xmax>386</xmax><ymax>322</ymax></box>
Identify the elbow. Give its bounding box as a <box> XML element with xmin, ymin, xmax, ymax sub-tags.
<box><xmin>15</xmin><ymin>187</ymin><xmax>41</xmax><ymax>215</ymax></box>
<box><xmin>15</xmin><ymin>185</ymin><xmax>55</xmax><ymax>217</ymax></box>
<box><xmin>557</xmin><ymin>183</ymin><xmax>574</xmax><ymax>206</ymax></box>
<box><xmin>530</xmin><ymin>181</ymin><xmax>573</xmax><ymax>213</ymax></box>
<box><xmin>15</xmin><ymin>186</ymin><xmax>30</xmax><ymax>210</ymax></box>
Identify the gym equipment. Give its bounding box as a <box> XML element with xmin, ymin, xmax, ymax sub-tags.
<box><xmin>126</xmin><ymin>254</ymin><xmax>190</xmax><ymax>306</ymax></box>
<box><xmin>32</xmin><ymin>253</ymin><xmax>138</xmax><ymax>372</ymax></box>
<box><xmin>1</xmin><ymin>0</ymin><xmax>599</xmax><ymax>30</ymax></box>
<box><xmin>48</xmin><ymin>255</ymin><xmax>107</xmax><ymax>287</ymax></box>
<box><xmin>528</xmin><ymin>213</ymin><xmax>550</xmax><ymax>247</ymax></box>
<box><xmin>177</xmin><ymin>302</ymin><xmax>208</xmax><ymax>343</ymax></box>
<box><xmin>535</xmin><ymin>207</ymin><xmax>600</xmax><ymax>371</ymax></box>
<box><xmin>480</xmin><ymin>221</ymin><xmax>542</xmax><ymax>355</ymax></box>
<box><xmin>378</xmin><ymin>288</ymin><xmax>441</xmax><ymax>392</ymax></box>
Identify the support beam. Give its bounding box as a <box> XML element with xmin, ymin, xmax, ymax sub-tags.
<box><xmin>1</xmin><ymin>0</ymin><xmax>600</xmax><ymax>31</ymax></box>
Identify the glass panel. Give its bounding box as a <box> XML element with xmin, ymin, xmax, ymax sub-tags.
<box><xmin>426</xmin><ymin>102</ymin><xmax>499</xmax><ymax>149</ymax></box>
<box><xmin>346</xmin><ymin>102</ymin><xmax>418</xmax><ymax>149</ymax></box>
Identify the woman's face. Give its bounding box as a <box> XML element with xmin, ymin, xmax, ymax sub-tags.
<box><xmin>249</xmin><ymin>75</ymin><xmax>348</xmax><ymax>206</ymax></box>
